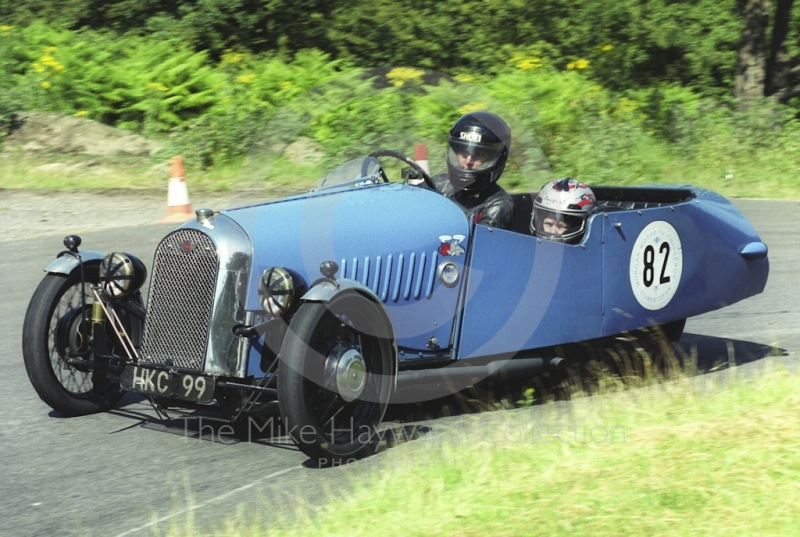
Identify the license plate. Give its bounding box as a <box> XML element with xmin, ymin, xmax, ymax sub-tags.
<box><xmin>121</xmin><ymin>366</ymin><xmax>214</xmax><ymax>403</ymax></box>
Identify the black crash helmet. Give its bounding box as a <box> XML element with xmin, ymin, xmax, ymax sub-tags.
<box><xmin>446</xmin><ymin>111</ymin><xmax>511</xmax><ymax>193</ymax></box>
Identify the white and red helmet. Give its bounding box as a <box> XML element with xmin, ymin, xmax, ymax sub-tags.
<box><xmin>531</xmin><ymin>178</ymin><xmax>596</xmax><ymax>242</ymax></box>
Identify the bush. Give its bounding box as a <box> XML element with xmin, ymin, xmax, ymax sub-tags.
<box><xmin>2</xmin><ymin>21</ymin><xmax>799</xmax><ymax>197</ymax></box>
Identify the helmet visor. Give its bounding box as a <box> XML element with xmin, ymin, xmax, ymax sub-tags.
<box><xmin>532</xmin><ymin>209</ymin><xmax>586</xmax><ymax>241</ymax></box>
<box><xmin>447</xmin><ymin>139</ymin><xmax>505</xmax><ymax>172</ymax></box>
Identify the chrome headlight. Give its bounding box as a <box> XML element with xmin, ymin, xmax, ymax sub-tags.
<box><xmin>258</xmin><ymin>267</ymin><xmax>305</xmax><ymax>317</ymax></box>
<box><xmin>99</xmin><ymin>252</ymin><xmax>147</xmax><ymax>299</ymax></box>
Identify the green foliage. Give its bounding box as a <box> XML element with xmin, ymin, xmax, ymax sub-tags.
<box><xmin>310</xmin><ymin>91</ymin><xmax>456</xmax><ymax>164</ymax></box>
<box><xmin>0</xmin><ymin>0</ymin><xmax>334</xmax><ymax>56</ymax></box>
<box><xmin>515</xmin><ymin>387</ymin><xmax>535</xmax><ymax>407</ymax></box>
<box><xmin>1</xmin><ymin>17</ymin><xmax>800</xmax><ymax>197</ymax></box>
<box><xmin>323</xmin><ymin>0</ymin><xmax>745</xmax><ymax>97</ymax></box>
<box><xmin>0</xmin><ymin>0</ymin><xmax>759</xmax><ymax>96</ymax></box>
<box><xmin>173</xmin><ymin>49</ymin><xmax>346</xmax><ymax>167</ymax></box>
<box><xmin>5</xmin><ymin>0</ymin><xmax>800</xmax><ymax>103</ymax></box>
<box><xmin>0</xmin><ymin>22</ymin><xmax>224</xmax><ymax>134</ymax></box>
<box><xmin>115</xmin><ymin>46</ymin><xmax>222</xmax><ymax>133</ymax></box>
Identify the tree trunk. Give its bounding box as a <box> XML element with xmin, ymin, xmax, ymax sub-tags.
<box><xmin>765</xmin><ymin>0</ymin><xmax>794</xmax><ymax>95</ymax></box>
<box><xmin>734</xmin><ymin>0</ymin><xmax>771</xmax><ymax>99</ymax></box>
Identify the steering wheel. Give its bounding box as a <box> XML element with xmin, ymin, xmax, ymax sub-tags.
<box><xmin>367</xmin><ymin>149</ymin><xmax>436</xmax><ymax>189</ymax></box>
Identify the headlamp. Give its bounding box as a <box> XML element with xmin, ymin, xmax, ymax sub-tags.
<box><xmin>258</xmin><ymin>267</ymin><xmax>305</xmax><ymax>317</ymax></box>
<box><xmin>99</xmin><ymin>252</ymin><xmax>147</xmax><ymax>299</ymax></box>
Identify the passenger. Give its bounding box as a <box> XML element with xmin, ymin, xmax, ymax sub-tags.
<box><xmin>531</xmin><ymin>178</ymin><xmax>596</xmax><ymax>244</ymax></box>
<box><xmin>432</xmin><ymin>111</ymin><xmax>514</xmax><ymax>229</ymax></box>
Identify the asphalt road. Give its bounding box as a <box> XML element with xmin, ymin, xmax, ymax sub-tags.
<box><xmin>1</xmin><ymin>198</ymin><xmax>797</xmax><ymax>537</ymax></box>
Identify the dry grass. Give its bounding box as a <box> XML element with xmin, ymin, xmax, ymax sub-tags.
<box><xmin>157</xmin><ymin>340</ymin><xmax>800</xmax><ymax>537</ymax></box>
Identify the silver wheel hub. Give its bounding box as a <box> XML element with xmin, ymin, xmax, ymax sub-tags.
<box><xmin>335</xmin><ymin>348</ymin><xmax>366</xmax><ymax>402</ymax></box>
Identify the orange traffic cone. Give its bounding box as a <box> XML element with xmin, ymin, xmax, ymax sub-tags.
<box><xmin>159</xmin><ymin>156</ymin><xmax>193</xmax><ymax>223</ymax></box>
<box><xmin>414</xmin><ymin>143</ymin><xmax>430</xmax><ymax>175</ymax></box>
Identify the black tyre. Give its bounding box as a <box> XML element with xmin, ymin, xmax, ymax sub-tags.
<box><xmin>22</xmin><ymin>267</ymin><xmax>138</xmax><ymax>416</ymax></box>
<box><xmin>278</xmin><ymin>293</ymin><xmax>395</xmax><ymax>463</ymax></box>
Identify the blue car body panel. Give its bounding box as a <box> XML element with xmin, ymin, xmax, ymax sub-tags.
<box><xmin>223</xmin><ymin>183</ymin><xmax>471</xmax><ymax>360</ymax></box>
<box><xmin>459</xmin><ymin>186</ymin><xmax>768</xmax><ymax>359</ymax></box>
<box><xmin>213</xmin><ymin>179</ymin><xmax>767</xmax><ymax>375</ymax></box>
<box><xmin>601</xmin><ymin>189</ymin><xmax>768</xmax><ymax>335</ymax></box>
<box><xmin>458</xmin><ymin>221</ymin><xmax>604</xmax><ymax>359</ymax></box>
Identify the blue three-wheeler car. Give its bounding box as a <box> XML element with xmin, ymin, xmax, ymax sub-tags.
<box><xmin>22</xmin><ymin>149</ymin><xmax>769</xmax><ymax>463</ymax></box>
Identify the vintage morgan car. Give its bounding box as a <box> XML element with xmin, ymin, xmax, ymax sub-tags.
<box><xmin>22</xmin><ymin>150</ymin><xmax>769</xmax><ymax>463</ymax></box>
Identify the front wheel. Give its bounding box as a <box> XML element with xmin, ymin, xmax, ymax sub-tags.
<box><xmin>22</xmin><ymin>269</ymin><xmax>137</xmax><ymax>416</ymax></box>
<box><xmin>278</xmin><ymin>293</ymin><xmax>395</xmax><ymax>463</ymax></box>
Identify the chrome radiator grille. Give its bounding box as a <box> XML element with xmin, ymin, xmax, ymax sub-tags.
<box><xmin>140</xmin><ymin>229</ymin><xmax>219</xmax><ymax>370</ymax></box>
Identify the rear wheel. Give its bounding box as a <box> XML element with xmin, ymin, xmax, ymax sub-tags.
<box><xmin>278</xmin><ymin>293</ymin><xmax>394</xmax><ymax>464</ymax></box>
<box><xmin>22</xmin><ymin>268</ymin><xmax>140</xmax><ymax>416</ymax></box>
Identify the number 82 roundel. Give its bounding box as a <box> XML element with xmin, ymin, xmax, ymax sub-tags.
<box><xmin>629</xmin><ymin>220</ymin><xmax>683</xmax><ymax>311</ymax></box>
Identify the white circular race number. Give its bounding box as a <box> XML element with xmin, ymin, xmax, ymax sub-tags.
<box><xmin>629</xmin><ymin>221</ymin><xmax>682</xmax><ymax>310</ymax></box>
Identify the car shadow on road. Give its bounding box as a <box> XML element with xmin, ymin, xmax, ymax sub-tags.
<box><xmin>677</xmin><ymin>332</ymin><xmax>787</xmax><ymax>370</ymax></box>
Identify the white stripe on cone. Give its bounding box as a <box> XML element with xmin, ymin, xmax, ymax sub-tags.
<box><xmin>410</xmin><ymin>143</ymin><xmax>429</xmax><ymax>185</ymax></box>
<box><xmin>167</xmin><ymin>177</ymin><xmax>190</xmax><ymax>209</ymax></box>
<box><xmin>159</xmin><ymin>156</ymin><xmax>193</xmax><ymax>223</ymax></box>
<box><xmin>414</xmin><ymin>143</ymin><xmax>430</xmax><ymax>175</ymax></box>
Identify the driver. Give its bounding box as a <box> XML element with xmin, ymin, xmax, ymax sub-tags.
<box><xmin>431</xmin><ymin>111</ymin><xmax>514</xmax><ymax>229</ymax></box>
<box><xmin>530</xmin><ymin>178</ymin><xmax>596</xmax><ymax>244</ymax></box>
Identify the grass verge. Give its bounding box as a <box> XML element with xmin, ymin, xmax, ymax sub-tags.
<box><xmin>3</xmin><ymin>141</ymin><xmax>800</xmax><ymax>200</ymax></box>
<box><xmin>0</xmin><ymin>152</ymin><xmax>325</xmax><ymax>193</ymax></box>
<box><xmin>159</xmin><ymin>360</ymin><xmax>800</xmax><ymax>536</ymax></box>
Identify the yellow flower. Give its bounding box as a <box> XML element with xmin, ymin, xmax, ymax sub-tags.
<box><xmin>221</xmin><ymin>52</ymin><xmax>244</xmax><ymax>64</ymax></box>
<box><xmin>612</xmin><ymin>97</ymin><xmax>641</xmax><ymax>122</ymax></box>
<box><xmin>75</xmin><ymin>110</ymin><xmax>88</xmax><ymax>117</ymax></box>
<box><xmin>41</xmin><ymin>81</ymin><xmax>52</xmax><ymax>89</ymax></box>
<box><xmin>146</xmin><ymin>81</ymin><xmax>169</xmax><ymax>92</ymax></box>
<box><xmin>33</xmin><ymin>63</ymin><xmax>45</xmax><ymax>73</ymax></box>
<box><xmin>617</xmin><ymin>97</ymin><xmax>638</xmax><ymax>111</ymax></box>
<box><xmin>517</xmin><ymin>57</ymin><xmax>543</xmax><ymax>70</ymax></box>
<box><xmin>40</xmin><ymin>54</ymin><xmax>65</xmax><ymax>72</ymax></box>
<box><xmin>386</xmin><ymin>67</ymin><xmax>425</xmax><ymax>87</ymax></box>
<box><xmin>0</xmin><ymin>25</ymin><xmax>13</xmax><ymax>31</ymax></box>
<box><xmin>601</xmin><ymin>44</ymin><xmax>614</xmax><ymax>52</ymax></box>
<box><xmin>567</xmin><ymin>59</ymin><xmax>590</xmax><ymax>70</ymax></box>
<box><xmin>43</xmin><ymin>46</ymin><xmax>57</xmax><ymax>53</ymax></box>
<box><xmin>236</xmin><ymin>73</ymin><xmax>256</xmax><ymax>84</ymax></box>
<box><xmin>455</xmin><ymin>74</ymin><xmax>475</xmax><ymax>83</ymax></box>
<box><xmin>458</xmin><ymin>102</ymin><xmax>486</xmax><ymax>115</ymax></box>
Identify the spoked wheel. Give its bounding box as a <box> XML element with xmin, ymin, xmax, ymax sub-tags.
<box><xmin>22</xmin><ymin>267</ymin><xmax>140</xmax><ymax>416</ymax></box>
<box><xmin>278</xmin><ymin>292</ymin><xmax>395</xmax><ymax>464</ymax></box>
